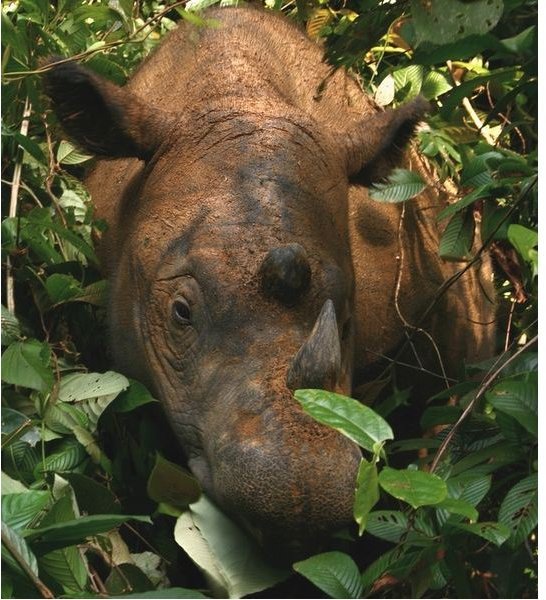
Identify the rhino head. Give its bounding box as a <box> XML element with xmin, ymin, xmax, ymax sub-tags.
<box><xmin>43</xmin><ymin>54</ymin><xmax>427</xmax><ymax>555</ymax></box>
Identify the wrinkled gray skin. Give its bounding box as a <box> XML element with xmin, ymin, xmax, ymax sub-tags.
<box><xmin>44</xmin><ymin>7</ymin><xmax>496</xmax><ymax>556</ymax></box>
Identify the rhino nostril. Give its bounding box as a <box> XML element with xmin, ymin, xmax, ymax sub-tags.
<box><xmin>259</xmin><ymin>243</ymin><xmax>311</xmax><ymax>305</ymax></box>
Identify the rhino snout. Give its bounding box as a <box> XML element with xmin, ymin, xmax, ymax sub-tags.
<box><xmin>206</xmin><ymin>407</ymin><xmax>361</xmax><ymax>555</ymax></box>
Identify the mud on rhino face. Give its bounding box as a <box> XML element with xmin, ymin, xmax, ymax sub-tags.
<box><xmin>43</xmin><ymin>37</ymin><xmax>428</xmax><ymax>554</ymax></box>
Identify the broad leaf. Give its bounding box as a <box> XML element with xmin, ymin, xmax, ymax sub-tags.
<box><xmin>56</xmin><ymin>140</ymin><xmax>93</xmax><ymax>165</ymax></box>
<box><xmin>411</xmin><ymin>0</ymin><xmax>504</xmax><ymax>45</ymax></box>
<box><xmin>498</xmin><ymin>473</ymin><xmax>538</xmax><ymax>548</ymax></box>
<box><xmin>353</xmin><ymin>459</ymin><xmax>379</xmax><ymax>535</ymax></box>
<box><xmin>147</xmin><ymin>454</ymin><xmax>201</xmax><ymax>510</ymax></box>
<box><xmin>24</xmin><ymin>514</ymin><xmax>151</xmax><ymax>554</ymax></box>
<box><xmin>1</xmin><ymin>340</ymin><xmax>54</xmax><ymax>393</ymax></box>
<box><xmin>438</xmin><ymin>209</ymin><xmax>475</xmax><ymax>260</ymax></box>
<box><xmin>486</xmin><ymin>376</ymin><xmax>537</xmax><ymax>436</ymax></box>
<box><xmin>174</xmin><ymin>495</ymin><xmax>288</xmax><ymax>598</ymax></box>
<box><xmin>378</xmin><ymin>467</ymin><xmax>447</xmax><ymax>509</ymax></box>
<box><xmin>1</xmin><ymin>521</ymin><xmax>39</xmax><ymax>578</ymax></box>
<box><xmin>369</xmin><ymin>169</ymin><xmax>427</xmax><ymax>203</ymax></box>
<box><xmin>293</xmin><ymin>551</ymin><xmax>363</xmax><ymax>599</ymax></box>
<box><xmin>111</xmin><ymin>379</ymin><xmax>158</xmax><ymax>413</ymax></box>
<box><xmin>1</xmin><ymin>492</ymin><xmax>50</xmax><ymax>531</ymax></box>
<box><xmin>294</xmin><ymin>389</ymin><xmax>393</xmax><ymax>452</ymax></box>
<box><xmin>451</xmin><ymin>521</ymin><xmax>510</xmax><ymax>547</ymax></box>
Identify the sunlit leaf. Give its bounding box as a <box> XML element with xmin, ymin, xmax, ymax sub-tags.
<box><xmin>294</xmin><ymin>389</ymin><xmax>393</xmax><ymax>452</ymax></box>
<box><xmin>378</xmin><ymin>467</ymin><xmax>447</xmax><ymax>509</ymax></box>
<box><xmin>353</xmin><ymin>459</ymin><xmax>379</xmax><ymax>535</ymax></box>
<box><xmin>369</xmin><ymin>169</ymin><xmax>427</xmax><ymax>203</ymax></box>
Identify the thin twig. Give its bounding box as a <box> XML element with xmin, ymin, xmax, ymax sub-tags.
<box><xmin>446</xmin><ymin>60</ymin><xmax>497</xmax><ymax>146</ymax></box>
<box><xmin>1</xmin><ymin>527</ymin><xmax>55</xmax><ymax>599</ymax></box>
<box><xmin>6</xmin><ymin>97</ymin><xmax>32</xmax><ymax>315</ymax></box>
<box><xmin>429</xmin><ymin>335</ymin><xmax>537</xmax><ymax>473</ymax></box>
<box><xmin>393</xmin><ymin>202</ymin><xmax>450</xmax><ymax>388</ymax></box>
<box><xmin>504</xmin><ymin>300</ymin><xmax>517</xmax><ymax>352</ymax></box>
<box><xmin>378</xmin><ymin>175</ymin><xmax>537</xmax><ymax>381</ymax></box>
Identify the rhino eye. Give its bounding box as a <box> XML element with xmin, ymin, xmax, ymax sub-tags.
<box><xmin>172</xmin><ymin>298</ymin><xmax>191</xmax><ymax>325</ymax></box>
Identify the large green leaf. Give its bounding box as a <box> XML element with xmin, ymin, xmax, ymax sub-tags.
<box><xmin>498</xmin><ymin>473</ymin><xmax>538</xmax><ymax>548</ymax></box>
<box><xmin>378</xmin><ymin>467</ymin><xmax>447</xmax><ymax>509</ymax></box>
<box><xmin>1</xmin><ymin>492</ymin><xmax>51</xmax><ymax>532</ymax></box>
<box><xmin>111</xmin><ymin>379</ymin><xmax>158</xmax><ymax>413</ymax></box>
<box><xmin>293</xmin><ymin>551</ymin><xmax>363</xmax><ymax>599</ymax></box>
<box><xmin>486</xmin><ymin>375</ymin><xmax>537</xmax><ymax>436</ymax></box>
<box><xmin>56</xmin><ymin>140</ymin><xmax>93</xmax><ymax>165</ymax></box>
<box><xmin>436</xmin><ymin>186</ymin><xmax>491</xmax><ymax>221</ymax></box>
<box><xmin>111</xmin><ymin>589</ymin><xmax>208</xmax><ymax>599</ymax></box>
<box><xmin>58</xmin><ymin>371</ymin><xmax>130</xmax><ymax>431</ymax></box>
<box><xmin>369</xmin><ymin>169</ymin><xmax>427</xmax><ymax>203</ymax></box>
<box><xmin>1</xmin><ymin>340</ymin><xmax>54</xmax><ymax>393</ymax></box>
<box><xmin>438</xmin><ymin>209</ymin><xmax>475</xmax><ymax>260</ymax></box>
<box><xmin>411</xmin><ymin>0</ymin><xmax>504</xmax><ymax>45</ymax></box>
<box><xmin>451</xmin><ymin>521</ymin><xmax>511</xmax><ymax>547</ymax></box>
<box><xmin>294</xmin><ymin>389</ymin><xmax>393</xmax><ymax>452</ymax></box>
<box><xmin>146</xmin><ymin>454</ymin><xmax>201</xmax><ymax>510</ymax></box>
<box><xmin>365</xmin><ymin>511</ymin><xmax>409</xmax><ymax>544</ymax></box>
<box><xmin>37</xmin><ymin>494</ymin><xmax>88</xmax><ymax>595</ymax></box>
<box><xmin>24</xmin><ymin>514</ymin><xmax>151</xmax><ymax>554</ymax></box>
<box><xmin>1</xmin><ymin>305</ymin><xmax>21</xmax><ymax>347</ymax></box>
<box><xmin>353</xmin><ymin>458</ymin><xmax>379</xmax><ymax>535</ymax></box>
<box><xmin>174</xmin><ymin>495</ymin><xmax>288</xmax><ymax>598</ymax></box>
<box><xmin>1</xmin><ymin>521</ymin><xmax>39</xmax><ymax>578</ymax></box>
<box><xmin>63</xmin><ymin>472</ymin><xmax>121</xmax><ymax>515</ymax></box>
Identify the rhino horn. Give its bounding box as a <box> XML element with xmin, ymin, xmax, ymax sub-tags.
<box><xmin>286</xmin><ymin>299</ymin><xmax>341</xmax><ymax>391</ymax></box>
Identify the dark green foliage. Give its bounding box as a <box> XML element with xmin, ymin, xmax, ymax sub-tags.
<box><xmin>1</xmin><ymin>0</ymin><xmax>537</xmax><ymax>597</ymax></box>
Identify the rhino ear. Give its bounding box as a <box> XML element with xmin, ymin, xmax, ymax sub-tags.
<box><xmin>42</xmin><ymin>57</ymin><xmax>174</xmax><ymax>161</ymax></box>
<box><xmin>345</xmin><ymin>96</ymin><xmax>430</xmax><ymax>185</ymax></box>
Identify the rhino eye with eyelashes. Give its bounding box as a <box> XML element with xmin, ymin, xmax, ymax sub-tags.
<box><xmin>171</xmin><ymin>298</ymin><xmax>191</xmax><ymax>325</ymax></box>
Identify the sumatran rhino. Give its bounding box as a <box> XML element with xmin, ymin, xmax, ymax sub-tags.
<box><xmin>44</xmin><ymin>7</ymin><xmax>496</xmax><ymax>554</ymax></box>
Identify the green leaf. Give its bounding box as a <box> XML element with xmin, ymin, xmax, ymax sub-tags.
<box><xmin>420</xmin><ymin>70</ymin><xmax>452</xmax><ymax>100</ymax></box>
<box><xmin>436</xmin><ymin>186</ymin><xmax>491</xmax><ymax>221</ymax></box>
<box><xmin>174</xmin><ymin>495</ymin><xmax>288</xmax><ymax>598</ymax></box>
<box><xmin>438</xmin><ymin>209</ymin><xmax>475</xmax><ymax>260</ymax></box>
<box><xmin>507</xmin><ymin>224</ymin><xmax>538</xmax><ymax>272</ymax></box>
<box><xmin>1</xmin><ymin>340</ymin><xmax>54</xmax><ymax>393</ymax></box>
<box><xmin>461</xmin><ymin>153</ymin><xmax>503</xmax><ymax>188</ymax></box>
<box><xmin>1</xmin><ymin>521</ymin><xmax>39</xmax><ymax>578</ymax></box>
<box><xmin>295</xmin><ymin>389</ymin><xmax>393</xmax><ymax>452</ymax></box>
<box><xmin>147</xmin><ymin>454</ymin><xmax>201</xmax><ymax>510</ymax></box>
<box><xmin>58</xmin><ymin>371</ymin><xmax>130</xmax><ymax>430</ymax></box>
<box><xmin>36</xmin><ymin>438</ymin><xmax>87</xmax><ymax>474</ymax></box>
<box><xmin>378</xmin><ymin>467</ymin><xmax>447</xmax><ymax>509</ymax></box>
<box><xmin>111</xmin><ymin>379</ymin><xmax>158</xmax><ymax>413</ymax></box>
<box><xmin>486</xmin><ymin>376</ymin><xmax>537</xmax><ymax>436</ymax></box>
<box><xmin>63</xmin><ymin>472</ymin><xmax>121</xmax><ymax>515</ymax></box>
<box><xmin>1</xmin><ymin>472</ymin><xmax>28</xmax><ymax>495</ymax></box>
<box><xmin>420</xmin><ymin>405</ymin><xmax>463</xmax><ymax>430</ymax></box>
<box><xmin>392</xmin><ymin>65</ymin><xmax>424</xmax><ymax>100</ymax></box>
<box><xmin>24</xmin><ymin>514</ymin><xmax>151</xmax><ymax>554</ymax></box>
<box><xmin>1</xmin><ymin>492</ymin><xmax>51</xmax><ymax>532</ymax></box>
<box><xmin>451</xmin><ymin>521</ymin><xmax>511</xmax><ymax>547</ymax></box>
<box><xmin>353</xmin><ymin>459</ymin><xmax>379</xmax><ymax>535</ymax></box>
<box><xmin>365</xmin><ymin>510</ymin><xmax>409</xmax><ymax>543</ymax></box>
<box><xmin>411</xmin><ymin>0</ymin><xmax>504</xmax><ymax>45</ymax></box>
<box><xmin>56</xmin><ymin>140</ymin><xmax>93</xmax><ymax>165</ymax></box>
<box><xmin>59</xmin><ymin>371</ymin><xmax>129</xmax><ymax>404</ymax></box>
<box><xmin>37</xmin><ymin>494</ymin><xmax>88</xmax><ymax>595</ymax></box>
<box><xmin>498</xmin><ymin>473</ymin><xmax>537</xmax><ymax>548</ymax></box>
<box><xmin>45</xmin><ymin>274</ymin><xmax>83</xmax><ymax>305</ymax></box>
<box><xmin>111</xmin><ymin>589</ymin><xmax>208</xmax><ymax>599</ymax></box>
<box><xmin>1</xmin><ymin>306</ymin><xmax>22</xmax><ymax>347</ymax></box>
<box><xmin>369</xmin><ymin>169</ymin><xmax>427</xmax><ymax>203</ymax></box>
<box><xmin>293</xmin><ymin>551</ymin><xmax>363</xmax><ymax>599</ymax></box>
<box><xmin>435</xmin><ymin>497</ymin><xmax>478</xmax><ymax>521</ymax></box>
<box><xmin>105</xmin><ymin>563</ymin><xmax>154</xmax><ymax>595</ymax></box>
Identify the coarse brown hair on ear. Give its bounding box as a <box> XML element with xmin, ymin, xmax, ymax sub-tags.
<box><xmin>42</xmin><ymin>57</ymin><xmax>175</xmax><ymax>160</ymax></box>
<box><xmin>344</xmin><ymin>96</ymin><xmax>430</xmax><ymax>185</ymax></box>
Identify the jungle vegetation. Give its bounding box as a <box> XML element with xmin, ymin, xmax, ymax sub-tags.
<box><xmin>1</xmin><ymin>0</ymin><xmax>538</xmax><ymax>597</ymax></box>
